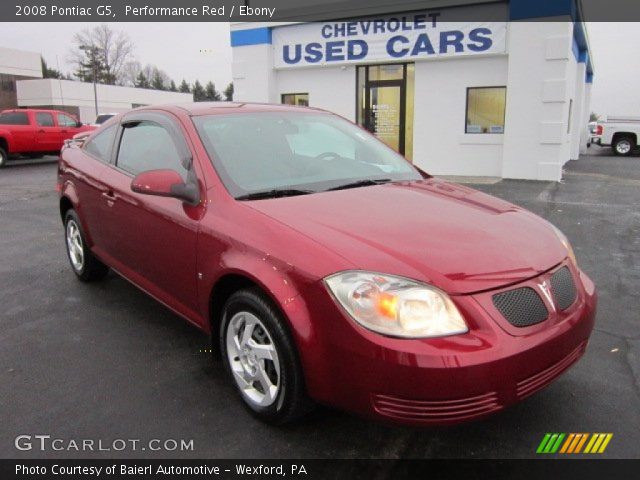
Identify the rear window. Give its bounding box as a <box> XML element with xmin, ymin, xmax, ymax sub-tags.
<box><xmin>0</xmin><ymin>112</ymin><xmax>29</xmax><ymax>125</ymax></box>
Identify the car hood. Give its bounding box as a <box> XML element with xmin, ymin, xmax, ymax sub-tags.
<box><xmin>246</xmin><ymin>179</ymin><xmax>567</xmax><ymax>294</ymax></box>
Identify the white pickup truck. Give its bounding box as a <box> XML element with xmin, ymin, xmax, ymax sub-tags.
<box><xmin>589</xmin><ymin>116</ymin><xmax>640</xmax><ymax>156</ymax></box>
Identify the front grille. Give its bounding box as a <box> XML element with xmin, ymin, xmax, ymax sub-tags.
<box><xmin>550</xmin><ymin>266</ymin><xmax>577</xmax><ymax>311</ymax></box>
<box><xmin>372</xmin><ymin>392</ymin><xmax>501</xmax><ymax>423</ymax></box>
<box><xmin>493</xmin><ymin>287</ymin><xmax>548</xmax><ymax>327</ymax></box>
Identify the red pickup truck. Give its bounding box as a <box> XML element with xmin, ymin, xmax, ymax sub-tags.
<box><xmin>0</xmin><ymin>109</ymin><xmax>94</xmax><ymax>167</ymax></box>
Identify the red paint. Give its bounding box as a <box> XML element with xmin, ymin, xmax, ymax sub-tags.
<box><xmin>58</xmin><ymin>103</ymin><xmax>597</xmax><ymax>425</ymax></box>
<box><xmin>0</xmin><ymin>109</ymin><xmax>94</xmax><ymax>157</ymax></box>
<box><xmin>131</xmin><ymin>169</ymin><xmax>184</xmax><ymax>197</ymax></box>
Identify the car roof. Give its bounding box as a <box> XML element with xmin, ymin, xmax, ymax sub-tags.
<box><xmin>1</xmin><ymin>108</ymin><xmax>73</xmax><ymax>115</ymax></box>
<box><xmin>132</xmin><ymin>102</ymin><xmax>328</xmax><ymax>117</ymax></box>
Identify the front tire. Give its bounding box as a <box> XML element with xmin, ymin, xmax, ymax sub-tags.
<box><xmin>220</xmin><ymin>288</ymin><xmax>310</xmax><ymax>424</ymax></box>
<box><xmin>613</xmin><ymin>136</ymin><xmax>635</xmax><ymax>156</ymax></box>
<box><xmin>64</xmin><ymin>210</ymin><xmax>109</xmax><ymax>282</ymax></box>
<box><xmin>0</xmin><ymin>147</ymin><xmax>8</xmax><ymax>168</ymax></box>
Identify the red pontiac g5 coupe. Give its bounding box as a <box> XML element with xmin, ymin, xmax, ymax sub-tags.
<box><xmin>58</xmin><ymin>103</ymin><xmax>597</xmax><ymax>425</ymax></box>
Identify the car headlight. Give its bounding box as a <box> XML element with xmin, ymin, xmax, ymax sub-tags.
<box><xmin>550</xmin><ymin>224</ymin><xmax>578</xmax><ymax>267</ymax></box>
<box><xmin>324</xmin><ymin>271</ymin><xmax>468</xmax><ymax>338</ymax></box>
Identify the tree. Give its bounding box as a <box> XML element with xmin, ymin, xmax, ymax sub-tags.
<box><xmin>589</xmin><ymin>112</ymin><xmax>599</xmax><ymax>122</ymax></box>
<box><xmin>74</xmin><ymin>45</ymin><xmax>108</xmax><ymax>83</ymax></box>
<box><xmin>178</xmin><ymin>79</ymin><xmax>191</xmax><ymax>93</ymax></box>
<box><xmin>169</xmin><ymin>80</ymin><xmax>177</xmax><ymax>92</ymax></box>
<box><xmin>41</xmin><ymin>58</ymin><xmax>63</xmax><ymax>79</ymax></box>
<box><xmin>192</xmin><ymin>80</ymin><xmax>206</xmax><ymax>101</ymax></box>
<box><xmin>69</xmin><ymin>24</ymin><xmax>134</xmax><ymax>85</ymax></box>
<box><xmin>205</xmin><ymin>81</ymin><xmax>222</xmax><ymax>101</ymax></box>
<box><xmin>223</xmin><ymin>82</ymin><xmax>234</xmax><ymax>101</ymax></box>
<box><xmin>134</xmin><ymin>72</ymin><xmax>150</xmax><ymax>89</ymax></box>
<box><xmin>151</xmin><ymin>69</ymin><xmax>166</xmax><ymax>91</ymax></box>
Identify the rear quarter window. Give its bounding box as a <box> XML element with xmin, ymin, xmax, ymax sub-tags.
<box><xmin>84</xmin><ymin>125</ymin><xmax>117</xmax><ymax>163</ymax></box>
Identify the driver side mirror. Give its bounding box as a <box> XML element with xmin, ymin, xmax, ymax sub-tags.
<box><xmin>131</xmin><ymin>169</ymin><xmax>199</xmax><ymax>205</ymax></box>
<box><xmin>76</xmin><ymin>121</ymin><xmax>83</xmax><ymax>128</ymax></box>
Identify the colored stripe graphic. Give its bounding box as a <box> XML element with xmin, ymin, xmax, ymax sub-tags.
<box><xmin>536</xmin><ymin>433</ymin><xmax>565</xmax><ymax>453</ymax></box>
<box><xmin>584</xmin><ymin>433</ymin><xmax>613</xmax><ymax>453</ymax></box>
<box><xmin>537</xmin><ymin>433</ymin><xmax>613</xmax><ymax>454</ymax></box>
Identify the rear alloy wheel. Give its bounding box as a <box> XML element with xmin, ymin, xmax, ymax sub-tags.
<box><xmin>220</xmin><ymin>288</ymin><xmax>310</xmax><ymax>424</ymax></box>
<box><xmin>613</xmin><ymin>137</ymin><xmax>634</xmax><ymax>156</ymax></box>
<box><xmin>64</xmin><ymin>210</ymin><xmax>109</xmax><ymax>282</ymax></box>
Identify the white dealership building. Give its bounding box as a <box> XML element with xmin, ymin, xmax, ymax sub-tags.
<box><xmin>230</xmin><ymin>0</ymin><xmax>594</xmax><ymax>181</ymax></box>
<box><xmin>0</xmin><ymin>46</ymin><xmax>192</xmax><ymax>123</ymax></box>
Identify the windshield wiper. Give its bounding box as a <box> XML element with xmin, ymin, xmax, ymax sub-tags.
<box><xmin>325</xmin><ymin>178</ymin><xmax>392</xmax><ymax>191</ymax></box>
<box><xmin>235</xmin><ymin>188</ymin><xmax>315</xmax><ymax>201</ymax></box>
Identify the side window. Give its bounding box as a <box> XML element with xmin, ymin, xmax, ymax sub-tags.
<box><xmin>36</xmin><ymin>112</ymin><xmax>55</xmax><ymax>127</ymax></box>
<box><xmin>84</xmin><ymin>124</ymin><xmax>117</xmax><ymax>163</ymax></box>
<box><xmin>116</xmin><ymin>121</ymin><xmax>189</xmax><ymax>179</ymax></box>
<box><xmin>58</xmin><ymin>113</ymin><xmax>78</xmax><ymax>127</ymax></box>
<box><xmin>0</xmin><ymin>112</ymin><xmax>29</xmax><ymax>125</ymax></box>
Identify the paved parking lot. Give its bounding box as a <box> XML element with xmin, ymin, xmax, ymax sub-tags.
<box><xmin>1</xmin><ymin>152</ymin><xmax>638</xmax><ymax>459</ymax></box>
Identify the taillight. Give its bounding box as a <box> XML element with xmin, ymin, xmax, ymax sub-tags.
<box><xmin>595</xmin><ymin>125</ymin><xmax>603</xmax><ymax>135</ymax></box>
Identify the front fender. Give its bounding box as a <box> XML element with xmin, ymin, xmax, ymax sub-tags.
<box><xmin>199</xmin><ymin>243</ymin><xmax>333</xmax><ymax>398</ymax></box>
<box><xmin>202</xmin><ymin>247</ymin><xmax>314</xmax><ymax>337</ymax></box>
<box><xmin>0</xmin><ymin>132</ymin><xmax>13</xmax><ymax>151</ymax></box>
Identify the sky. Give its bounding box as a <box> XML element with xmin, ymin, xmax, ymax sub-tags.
<box><xmin>585</xmin><ymin>22</ymin><xmax>640</xmax><ymax>117</ymax></box>
<box><xmin>0</xmin><ymin>22</ymin><xmax>233</xmax><ymax>91</ymax></box>
<box><xmin>0</xmin><ymin>22</ymin><xmax>638</xmax><ymax>116</ymax></box>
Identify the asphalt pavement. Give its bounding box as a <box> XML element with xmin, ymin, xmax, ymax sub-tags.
<box><xmin>0</xmin><ymin>151</ymin><xmax>638</xmax><ymax>459</ymax></box>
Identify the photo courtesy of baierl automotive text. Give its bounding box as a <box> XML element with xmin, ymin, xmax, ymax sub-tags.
<box><xmin>0</xmin><ymin>0</ymin><xmax>638</xmax><ymax>478</ymax></box>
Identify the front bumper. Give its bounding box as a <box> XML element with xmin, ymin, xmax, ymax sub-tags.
<box><xmin>295</xmin><ymin>262</ymin><xmax>597</xmax><ymax>425</ymax></box>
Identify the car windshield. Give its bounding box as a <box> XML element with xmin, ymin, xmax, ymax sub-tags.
<box><xmin>193</xmin><ymin>111</ymin><xmax>422</xmax><ymax>198</ymax></box>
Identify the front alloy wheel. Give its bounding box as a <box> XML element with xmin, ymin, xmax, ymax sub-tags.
<box><xmin>220</xmin><ymin>288</ymin><xmax>310</xmax><ymax>424</ymax></box>
<box><xmin>226</xmin><ymin>312</ymin><xmax>281</xmax><ymax>407</ymax></box>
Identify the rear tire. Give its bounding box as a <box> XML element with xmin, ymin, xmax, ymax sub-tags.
<box><xmin>0</xmin><ymin>147</ymin><xmax>8</xmax><ymax>168</ymax></box>
<box><xmin>64</xmin><ymin>210</ymin><xmax>109</xmax><ymax>282</ymax></box>
<box><xmin>613</xmin><ymin>136</ymin><xmax>635</xmax><ymax>156</ymax></box>
<box><xmin>220</xmin><ymin>287</ymin><xmax>311</xmax><ymax>424</ymax></box>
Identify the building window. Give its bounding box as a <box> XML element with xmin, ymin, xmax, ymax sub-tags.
<box><xmin>281</xmin><ymin>93</ymin><xmax>309</xmax><ymax>106</ymax></box>
<box><xmin>465</xmin><ymin>87</ymin><xmax>506</xmax><ymax>134</ymax></box>
<box><xmin>0</xmin><ymin>74</ymin><xmax>16</xmax><ymax>92</ymax></box>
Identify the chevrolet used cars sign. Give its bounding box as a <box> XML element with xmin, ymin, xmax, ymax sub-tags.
<box><xmin>272</xmin><ymin>12</ymin><xmax>507</xmax><ymax>68</ymax></box>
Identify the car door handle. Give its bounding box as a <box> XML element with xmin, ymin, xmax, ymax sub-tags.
<box><xmin>38</xmin><ymin>129</ymin><xmax>45</xmax><ymax>133</ymax></box>
<box><xmin>61</xmin><ymin>129</ymin><xmax>68</xmax><ymax>133</ymax></box>
<box><xmin>102</xmin><ymin>191</ymin><xmax>116</xmax><ymax>207</ymax></box>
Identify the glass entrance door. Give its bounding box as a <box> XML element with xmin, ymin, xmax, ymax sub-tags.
<box><xmin>357</xmin><ymin>64</ymin><xmax>414</xmax><ymax>159</ymax></box>
<box><xmin>366</xmin><ymin>83</ymin><xmax>403</xmax><ymax>153</ymax></box>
